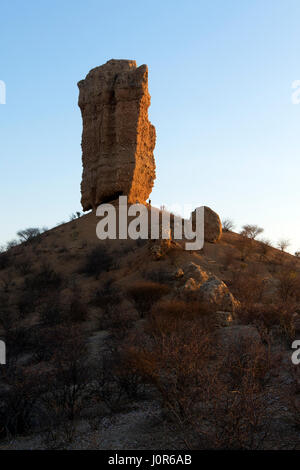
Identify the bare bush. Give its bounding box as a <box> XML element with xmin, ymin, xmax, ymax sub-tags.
<box><xmin>235</xmin><ymin>236</ymin><xmax>254</xmax><ymax>261</ymax></box>
<box><xmin>31</xmin><ymin>325</ymin><xmax>71</xmax><ymax>362</ymax></box>
<box><xmin>17</xmin><ymin>227</ymin><xmax>42</xmax><ymax>243</ymax></box>
<box><xmin>91</xmin><ymin>352</ymin><xmax>137</xmax><ymax>412</ymax></box>
<box><xmin>238</xmin><ymin>302</ymin><xmax>295</xmax><ymax>343</ymax></box>
<box><xmin>257</xmin><ymin>238</ymin><xmax>273</xmax><ymax>261</ymax></box>
<box><xmin>80</xmin><ymin>245</ymin><xmax>112</xmax><ymax>278</ymax></box>
<box><xmin>39</xmin><ymin>296</ymin><xmax>65</xmax><ymax>326</ymax></box>
<box><xmin>0</xmin><ymin>365</ymin><xmax>45</xmax><ymax>437</ymax></box>
<box><xmin>15</xmin><ymin>257</ymin><xmax>32</xmax><ymax>276</ymax></box>
<box><xmin>25</xmin><ymin>264</ymin><xmax>62</xmax><ymax>293</ymax></box>
<box><xmin>277</xmin><ymin>239</ymin><xmax>290</xmax><ymax>252</ymax></box>
<box><xmin>17</xmin><ymin>290</ymin><xmax>37</xmax><ymax>318</ymax></box>
<box><xmin>6</xmin><ymin>239</ymin><xmax>20</xmax><ymax>250</ymax></box>
<box><xmin>42</xmin><ymin>334</ymin><xmax>90</xmax><ymax>425</ymax></box>
<box><xmin>67</xmin><ymin>291</ymin><xmax>88</xmax><ymax>323</ymax></box>
<box><xmin>0</xmin><ymin>300</ymin><xmax>16</xmax><ymax>331</ymax></box>
<box><xmin>228</xmin><ymin>269</ymin><xmax>265</xmax><ymax>305</ymax></box>
<box><xmin>222</xmin><ymin>218</ymin><xmax>235</xmax><ymax>232</ymax></box>
<box><xmin>0</xmin><ymin>251</ymin><xmax>10</xmax><ymax>271</ymax></box>
<box><xmin>240</xmin><ymin>224</ymin><xmax>264</xmax><ymax>240</ymax></box>
<box><xmin>222</xmin><ymin>248</ymin><xmax>236</xmax><ymax>269</ymax></box>
<box><xmin>91</xmin><ymin>280</ymin><xmax>121</xmax><ymax>310</ymax></box>
<box><xmin>100</xmin><ymin>305</ymin><xmax>137</xmax><ymax>340</ymax></box>
<box><xmin>276</xmin><ymin>268</ymin><xmax>300</xmax><ymax>303</ymax></box>
<box><xmin>126</xmin><ymin>281</ymin><xmax>170</xmax><ymax>317</ymax></box>
<box><xmin>125</xmin><ymin>315</ymin><xmax>275</xmax><ymax>449</ymax></box>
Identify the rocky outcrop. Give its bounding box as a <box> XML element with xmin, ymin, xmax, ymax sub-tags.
<box><xmin>78</xmin><ymin>59</ymin><xmax>156</xmax><ymax>211</ymax></box>
<box><xmin>198</xmin><ymin>276</ymin><xmax>239</xmax><ymax>312</ymax></box>
<box><xmin>183</xmin><ymin>262</ymin><xmax>209</xmax><ymax>284</ymax></box>
<box><xmin>192</xmin><ymin>206</ymin><xmax>222</xmax><ymax>243</ymax></box>
<box><xmin>180</xmin><ymin>262</ymin><xmax>239</xmax><ymax>312</ymax></box>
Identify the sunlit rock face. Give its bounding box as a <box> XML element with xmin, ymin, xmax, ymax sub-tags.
<box><xmin>78</xmin><ymin>59</ymin><xmax>156</xmax><ymax>211</ymax></box>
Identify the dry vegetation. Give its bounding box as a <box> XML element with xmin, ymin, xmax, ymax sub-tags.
<box><xmin>0</xmin><ymin>211</ymin><xmax>300</xmax><ymax>449</ymax></box>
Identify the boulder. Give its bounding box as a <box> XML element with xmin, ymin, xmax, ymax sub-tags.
<box><xmin>184</xmin><ymin>262</ymin><xmax>209</xmax><ymax>284</ymax></box>
<box><xmin>191</xmin><ymin>206</ymin><xmax>222</xmax><ymax>243</ymax></box>
<box><xmin>198</xmin><ymin>275</ymin><xmax>239</xmax><ymax>312</ymax></box>
<box><xmin>180</xmin><ymin>262</ymin><xmax>239</xmax><ymax>312</ymax></box>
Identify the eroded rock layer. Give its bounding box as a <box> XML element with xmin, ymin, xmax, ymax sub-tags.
<box><xmin>78</xmin><ymin>59</ymin><xmax>156</xmax><ymax>211</ymax></box>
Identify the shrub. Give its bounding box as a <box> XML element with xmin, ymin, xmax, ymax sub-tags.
<box><xmin>91</xmin><ymin>280</ymin><xmax>121</xmax><ymax>310</ymax></box>
<box><xmin>125</xmin><ymin>316</ymin><xmax>274</xmax><ymax>449</ymax></box>
<box><xmin>276</xmin><ymin>269</ymin><xmax>299</xmax><ymax>302</ymax></box>
<box><xmin>68</xmin><ymin>295</ymin><xmax>88</xmax><ymax>323</ymax></box>
<box><xmin>0</xmin><ymin>305</ymin><xmax>16</xmax><ymax>331</ymax></box>
<box><xmin>238</xmin><ymin>302</ymin><xmax>295</xmax><ymax>342</ymax></box>
<box><xmin>125</xmin><ymin>322</ymin><xmax>214</xmax><ymax>421</ymax></box>
<box><xmin>148</xmin><ymin>299</ymin><xmax>216</xmax><ymax>336</ymax></box>
<box><xmin>236</xmin><ymin>235</ymin><xmax>254</xmax><ymax>261</ymax></box>
<box><xmin>257</xmin><ymin>238</ymin><xmax>273</xmax><ymax>261</ymax></box>
<box><xmin>240</xmin><ymin>224</ymin><xmax>264</xmax><ymax>240</ymax></box>
<box><xmin>199</xmin><ymin>340</ymin><xmax>274</xmax><ymax>450</ymax></box>
<box><xmin>80</xmin><ymin>245</ymin><xmax>113</xmax><ymax>278</ymax></box>
<box><xmin>126</xmin><ymin>281</ymin><xmax>170</xmax><ymax>317</ymax></box>
<box><xmin>0</xmin><ymin>365</ymin><xmax>45</xmax><ymax>437</ymax></box>
<box><xmin>6</xmin><ymin>239</ymin><xmax>19</xmax><ymax>250</ymax></box>
<box><xmin>5</xmin><ymin>326</ymin><xmax>38</xmax><ymax>359</ymax></box>
<box><xmin>91</xmin><ymin>351</ymin><xmax>145</xmax><ymax>412</ymax></box>
<box><xmin>25</xmin><ymin>264</ymin><xmax>61</xmax><ymax>293</ymax></box>
<box><xmin>17</xmin><ymin>227</ymin><xmax>42</xmax><ymax>243</ymax></box>
<box><xmin>144</xmin><ymin>266</ymin><xmax>176</xmax><ymax>283</ymax></box>
<box><xmin>99</xmin><ymin>305</ymin><xmax>137</xmax><ymax>339</ymax></box>
<box><xmin>228</xmin><ymin>270</ymin><xmax>265</xmax><ymax>304</ymax></box>
<box><xmin>222</xmin><ymin>218</ymin><xmax>235</xmax><ymax>232</ymax></box>
<box><xmin>42</xmin><ymin>333</ymin><xmax>90</xmax><ymax>423</ymax></box>
<box><xmin>277</xmin><ymin>238</ymin><xmax>290</xmax><ymax>252</ymax></box>
<box><xmin>17</xmin><ymin>291</ymin><xmax>37</xmax><ymax>318</ymax></box>
<box><xmin>39</xmin><ymin>297</ymin><xmax>65</xmax><ymax>326</ymax></box>
<box><xmin>31</xmin><ymin>325</ymin><xmax>71</xmax><ymax>362</ymax></box>
<box><xmin>0</xmin><ymin>251</ymin><xmax>10</xmax><ymax>271</ymax></box>
<box><xmin>222</xmin><ymin>248</ymin><xmax>236</xmax><ymax>269</ymax></box>
<box><xmin>15</xmin><ymin>257</ymin><xmax>32</xmax><ymax>276</ymax></box>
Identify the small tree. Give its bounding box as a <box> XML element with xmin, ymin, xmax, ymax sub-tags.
<box><xmin>17</xmin><ymin>227</ymin><xmax>41</xmax><ymax>243</ymax></box>
<box><xmin>222</xmin><ymin>218</ymin><xmax>235</xmax><ymax>232</ymax></box>
<box><xmin>277</xmin><ymin>239</ymin><xmax>290</xmax><ymax>252</ymax></box>
<box><xmin>240</xmin><ymin>224</ymin><xmax>264</xmax><ymax>240</ymax></box>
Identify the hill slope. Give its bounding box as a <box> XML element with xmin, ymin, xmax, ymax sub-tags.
<box><xmin>0</xmin><ymin>208</ymin><xmax>300</xmax><ymax>449</ymax></box>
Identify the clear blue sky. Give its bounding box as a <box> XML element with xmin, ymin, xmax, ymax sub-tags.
<box><xmin>1</xmin><ymin>0</ymin><xmax>300</xmax><ymax>252</ymax></box>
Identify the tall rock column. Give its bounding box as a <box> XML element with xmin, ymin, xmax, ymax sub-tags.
<box><xmin>78</xmin><ymin>59</ymin><xmax>156</xmax><ymax>211</ymax></box>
